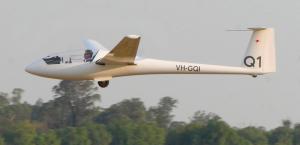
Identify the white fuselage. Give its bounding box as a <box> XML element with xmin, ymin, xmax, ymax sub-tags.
<box><xmin>25</xmin><ymin>58</ymin><xmax>260</xmax><ymax>81</ymax></box>
<box><xmin>25</xmin><ymin>28</ymin><xmax>276</xmax><ymax>83</ymax></box>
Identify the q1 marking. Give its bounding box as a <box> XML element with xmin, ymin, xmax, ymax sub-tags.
<box><xmin>244</xmin><ymin>56</ymin><xmax>262</xmax><ymax>68</ymax></box>
<box><xmin>176</xmin><ymin>65</ymin><xmax>201</xmax><ymax>72</ymax></box>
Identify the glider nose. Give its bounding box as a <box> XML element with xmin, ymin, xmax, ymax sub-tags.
<box><xmin>25</xmin><ymin>60</ymin><xmax>43</xmax><ymax>75</ymax></box>
<box><xmin>25</xmin><ymin>62</ymin><xmax>36</xmax><ymax>74</ymax></box>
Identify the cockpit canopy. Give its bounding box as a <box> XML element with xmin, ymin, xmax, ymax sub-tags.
<box><xmin>42</xmin><ymin>39</ymin><xmax>108</xmax><ymax>65</ymax></box>
<box><xmin>43</xmin><ymin>48</ymin><xmax>98</xmax><ymax>65</ymax></box>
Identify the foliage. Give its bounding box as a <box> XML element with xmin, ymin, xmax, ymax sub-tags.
<box><xmin>34</xmin><ymin>130</ymin><xmax>61</xmax><ymax>145</ymax></box>
<box><xmin>147</xmin><ymin>96</ymin><xmax>178</xmax><ymax>128</ymax></box>
<box><xmin>33</xmin><ymin>80</ymin><xmax>100</xmax><ymax>128</ymax></box>
<box><xmin>293</xmin><ymin>123</ymin><xmax>300</xmax><ymax>145</ymax></box>
<box><xmin>84</xmin><ymin>123</ymin><xmax>112</xmax><ymax>145</ymax></box>
<box><xmin>3</xmin><ymin>121</ymin><xmax>36</xmax><ymax>145</ymax></box>
<box><xmin>238</xmin><ymin>127</ymin><xmax>269</xmax><ymax>145</ymax></box>
<box><xmin>96</xmin><ymin>98</ymin><xmax>146</xmax><ymax>124</ymax></box>
<box><xmin>0</xmin><ymin>83</ymin><xmax>299</xmax><ymax>145</ymax></box>
<box><xmin>0</xmin><ymin>136</ymin><xmax>4</xmax><ymax>145</ymax></box>
<box><xmin>191</xmin><ymin>110</ymin><xmax>221</xmax><ymax>125</ymax></box>
<box><xmin>166</xmin><ymin>118</ymin><xmax>252</xmax><ymax>145</ymax></box>
<box><xmin>11</xmin><ymin>88</ymin><xmax>24</xmax><ymax>104</ymax></box>
<box><xmin>269</xmin><ymin>120</ymin><xmax>293</xmax><ymax>145</ymax></box>
<box><xmin>107</xmin><ymin>118</ymin><xmax>165</xmax><ymax>145</ymax></box>
<box><xmin>57</xmin><ymin>127</ymin><xmax>91</xmax><ymax>145</ymax></box>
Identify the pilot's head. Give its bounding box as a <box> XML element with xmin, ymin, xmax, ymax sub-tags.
<box><xmin>84</xmin><ymin>49</ymin><xmax>93</xmax><ymax>60</ymax></box>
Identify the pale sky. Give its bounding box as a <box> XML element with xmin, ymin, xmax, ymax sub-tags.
<box><xmin>1</xmin><ymin>0</ymin><xmax>299</xmax><ymax>129</ymax></box>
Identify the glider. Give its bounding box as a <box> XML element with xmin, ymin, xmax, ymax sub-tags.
<box><xmin>25</xmin><ymin>28</ymin><xmax>276</xmax><ymax>88</ymax></box>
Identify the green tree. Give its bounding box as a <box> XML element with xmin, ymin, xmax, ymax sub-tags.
<box><xmin>11</xmin><ymin>88</ymin><xmax>24</xmax><ymax>104</ymax></box>
<box><xmin>191</xmin><ymin>110</ymin><xmax>221</xmax><ymax>125</ymax></box>
<box><xmin>53</xmin><ymin>80</ymin><xmax>100</xmax><ymax>127</ymax></box>
<box><xmin>147</xmin><ymin>96</ymin><xmax>177</xmax><ymax>128</ymax></box>
<box><xmin>0</xmin><ymin>92</ymin><xmax>9</xmax><ymax>107</ymax></box>
<box><xmin>57</xmin><ymin>127</ymin><xmax>91</xmax><ymax>145</ymax></box>
<box><xmin>0</xmin><ymin>92</ymin><xmax>10</xmax><ymax>125</ymax></box>
<box><xmin>0</xmin><ymin>136</ymin><xmax>4</xmax><ymax>145</ymax></box>
<box><xmin>107</xmin><ymin>118</ymin><xmax>165</xmax><ymax>145</ymax></box>
<box><xmin>238</xmin><ymin>127</ymin><xmax>268</xmax><ymax>145</ymax></box>
<box><xmin>0</xmin><ymin>103</ymin><xmax>32</xmax><ymax>123</ymax></box>
<box><xmin>166</xmin><ymin>119</ymin><xmax>251</xmax><ymax>145</ymax></box>
<box><xmin>269</xmin><ymin>120</ymin><xmax>293</xmax><ymax>145</ymax></box>
<box><xmin>165</xmin><ymin>121</ymin><xmax>186</xmax><ymax>145</ymax></box>
<box><xmin>3</xmin><ymin>121</ymin><xmax>36</xmax><ymax>145</ymax></box>
<box><xmin>293</xmin><ymin>123</ymin><xmax>300</xmax><ymax>145</ymax></box>
<box><xmin>85</xmin><ymin>123</ymin><xmax>112</xmax><ymax>145</ymax></box>
<box><xmin>282</xmin><ymin>120</ymin><xmax>292</xmax><ymax>128</ymax></box>
<box><xmin>34</xmin><ymin>130</ymin><xmax>61</xmax><ymax>145</ymax></box>
<box><xmin>35</xmin><ymin>98</ymin><xmax>44</xmax><ymax>107</ymax></box>
<box><xmin>35</xmin><ymin>80</ymin><xmax>100</xmax><ymax>128</ymax></box>
<box><xmin>96</xmin><ymin>98</ymin><xmax>146</xmax><ymax>124</ymax></box>
<box><xmin>129</xmin><ymin>122</ymin><xmax>165</xmax><ymax>145</ymax></box>
<box><xmin>0</xmin><ymin>89</ymin><xmax>32</xmax><ymax>123</ymax></box>
<box><xmin>107</xmin><ymin>119</ymin><xmax>133</xmax><ymax>145</ymax></box>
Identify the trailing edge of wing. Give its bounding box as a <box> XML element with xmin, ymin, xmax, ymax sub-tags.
<box><xmin>94</xmin><ymin>76</ymin><xmax>112</xmax><ymax>81</ymax></box>
<box><xmin>96</xmin><ymin>35</ymin><xmax>141</xmax><ymax>65</ymax></box>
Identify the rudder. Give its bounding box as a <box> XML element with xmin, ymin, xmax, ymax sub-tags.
<box><xmin>243</xmin><ymin>28</ymin><xmax>276</xmax><ymax>74</ymax></box>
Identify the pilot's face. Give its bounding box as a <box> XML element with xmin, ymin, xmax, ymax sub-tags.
<box><xmin>84</xmin><ymin>53</ymin><xmax>92</xmax><ymax>59</ymax></box>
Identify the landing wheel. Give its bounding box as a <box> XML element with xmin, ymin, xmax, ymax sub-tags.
<box><xmin>98</xmin><ymin>81</ymin><xmax>109</xmax><ymax>88</ymax></box>
<box><xmin>252</xmin><ymin>75</ymin><xmax>258</xmax><ymax>78</ymax></box>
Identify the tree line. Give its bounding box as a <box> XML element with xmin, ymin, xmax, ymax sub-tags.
<box><xmin>0</xmin><ymin>80</ymin><xmax>299</xmax><ymax>145</ymax></box>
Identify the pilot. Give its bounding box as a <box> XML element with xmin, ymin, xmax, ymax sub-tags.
<box><xmin>84</xmin><ymin>49</ymin><xmax>93</xmax><ymax>62</ymax></box>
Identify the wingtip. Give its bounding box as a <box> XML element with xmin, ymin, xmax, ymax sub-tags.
<box><xmin>127</xmin><ymin>35</ymin><xmax>140</xmax><ymax>39</ymax></box>
<box><xmin>248</xmin><ymin>27</ymin><xmax>268</xmax><ymax>31</ymax></box>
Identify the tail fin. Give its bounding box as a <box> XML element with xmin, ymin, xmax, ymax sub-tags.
<box><xmin>243</xmin><ymin>28</ymin><xmax>276</xmax><ymax>74</ymax></box>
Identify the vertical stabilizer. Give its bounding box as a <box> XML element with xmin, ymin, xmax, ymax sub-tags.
<box><xmin>243</xmin><ymin>28</ymin><xmax>276</xmax><ymax>73</ymax></box>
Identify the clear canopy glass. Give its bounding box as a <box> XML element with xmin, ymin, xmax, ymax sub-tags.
<box><xmin>43</xmin><ymin>49</ymin><xmax>99</xmax><ymax>65</ymax></box>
